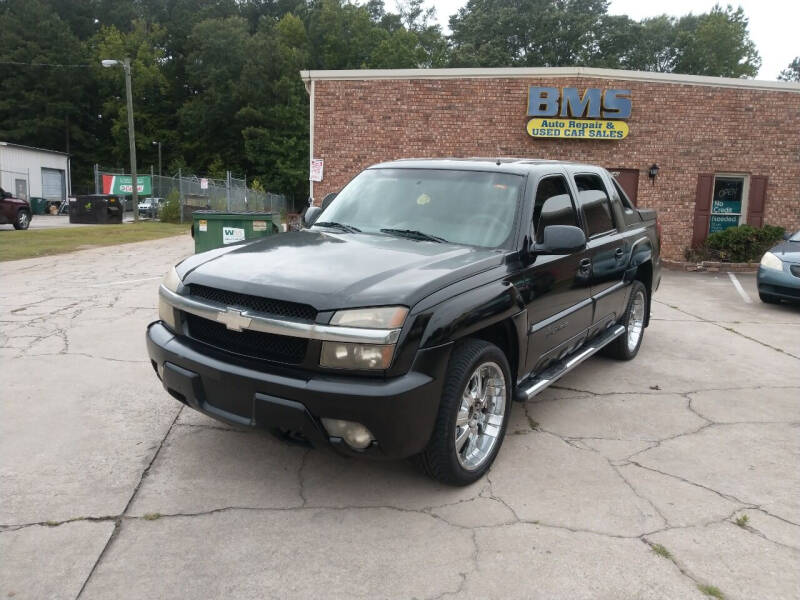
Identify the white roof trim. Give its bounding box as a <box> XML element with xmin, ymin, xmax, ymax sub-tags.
<box><xmin>300</xmin><ymin>66</ymin><xmax>800</xmax><ymax>93</ymax></box>
<box><xmin>0</xmin><ymin>141</ymin><xmax>70</xmax><ymax>156</ymax></box>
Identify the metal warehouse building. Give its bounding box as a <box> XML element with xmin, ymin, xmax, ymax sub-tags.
<box><xmin>301</xmin><ymin>67</ymin><xmax>800</xmax><ymax>261</ymax></box>
<box><xmin>0</xmin><ymin>142</ymin><xmax>71</xmax><ymax>203</ymax></box>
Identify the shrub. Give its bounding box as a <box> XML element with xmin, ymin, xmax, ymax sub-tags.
<box><xmin>699</xmin><ymin>224</ymin><xmax>784</xmax><ymax>263</ymax></box>
<box><xmin>159</xmin><ymin>189</ymin><xmax>181</xmax><ymax>223</ymax></box>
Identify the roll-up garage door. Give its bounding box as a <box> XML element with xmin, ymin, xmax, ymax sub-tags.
<box><xmin>41</xmin><ymin>168</ymin><xmax>65</xmax><ymax>201</ymax></box>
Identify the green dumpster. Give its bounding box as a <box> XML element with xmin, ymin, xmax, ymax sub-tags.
<box><xmin>192</xmin><ymin>211</ymin><xmax>278</xmax><ymax>254</ymax></box>
<box><xmin>30</xmin><ymin>197</ymin><xmax>48</xmax><ymax>215</ymax></box>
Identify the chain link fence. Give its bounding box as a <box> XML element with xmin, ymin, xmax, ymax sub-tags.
<box><xmin>95</xmin><ymin>165</ymin><xmax>286</xmax><ymax>222</ymax></box>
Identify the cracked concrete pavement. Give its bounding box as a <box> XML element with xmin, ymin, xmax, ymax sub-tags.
<box><xmin>1</xmin><ymin>236</ymin><xmax>799</xmax><ymax>599</ymax></box>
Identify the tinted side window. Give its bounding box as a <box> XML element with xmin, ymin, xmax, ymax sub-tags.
<box><xmin>574</xmin><ymin>174</ymin><xmax>615</xmax><ymax>236</ymax></box>
<box><xmin>533</xmin><ymin>176</ymin><xmax>578</xmax><ymax>243</ymax></box>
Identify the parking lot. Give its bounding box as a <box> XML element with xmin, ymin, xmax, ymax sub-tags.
<box><xmin>1</xmin><ymin>234</ymin><xmax>798</xmax><ymax>599</ymax></box>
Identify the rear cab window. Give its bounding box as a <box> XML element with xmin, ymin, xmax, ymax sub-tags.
<box><xmin>573</xmin><ymin>173</ymin><xmax>617</xmax><ymax>237</ymax></box>
<box><xmin>606</xmin><ymin>173</ymin><xmax>641</xmax><ymax>227</ymax></box>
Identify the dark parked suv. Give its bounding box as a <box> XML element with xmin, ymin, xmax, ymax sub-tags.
<box><xmin>147</xmin><ymin>159</ymin><xmax>661</xmax><ymax>484</ymax></box>
<box><xmin>0</xmin><ymin>187</ymin><xmax>32</xmax><ymax>229</ymax></box>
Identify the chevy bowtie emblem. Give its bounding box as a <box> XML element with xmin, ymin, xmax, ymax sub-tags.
<box><xmin>216</xmin><ymin>308</ymin><xmax>251</xmax><ymax>332</ymax></box>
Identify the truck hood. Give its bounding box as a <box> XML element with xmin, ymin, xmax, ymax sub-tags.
<box><xmin>178</xmin><ymin>230</ymin><xmax>505</xmax><ymax>311</ymax></box>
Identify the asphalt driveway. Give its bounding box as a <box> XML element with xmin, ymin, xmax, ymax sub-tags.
<box><xmin>1</xmin><ymin>235</ymin><xmax>798</xmax><ymax>599</ymax></box>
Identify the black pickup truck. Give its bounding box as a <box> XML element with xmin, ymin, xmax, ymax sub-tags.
<box><xmin>147</xmin><ymin>159</ymin><xmax>660</xmax><ymax>485</ymax></box>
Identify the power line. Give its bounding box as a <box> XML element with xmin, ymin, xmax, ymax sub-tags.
<box><xmin>0</xmin><ymin>60</ymin><xmax>91</xmax><ymax>68</ymax></box>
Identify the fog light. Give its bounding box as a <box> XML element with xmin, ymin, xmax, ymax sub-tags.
<box><xmin>321</xmin><ymin>418</ymin><xmax>375</xmax><ymax>450</ymax></box>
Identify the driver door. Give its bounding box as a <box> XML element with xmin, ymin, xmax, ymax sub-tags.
<box><xmin>518</xmin><ymin>174</ymin><xmax>593</xmax><ymax>374</ymax></box>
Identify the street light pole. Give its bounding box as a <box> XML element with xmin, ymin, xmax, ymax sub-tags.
<box><xmin>122</xmin><ymin>58</ymin><xmax>139</xmax><ymax>221</ymax></box>
<box><xmin>102</xmin><ymin>57</ymin><xmax>138</xmax><ymax>221</ymax></box>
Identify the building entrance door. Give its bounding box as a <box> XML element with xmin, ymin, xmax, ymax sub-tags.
<box><xmin>15</xmin><ymin>178</ymin><xmax>27</xmax><ymax>200</ymax></box>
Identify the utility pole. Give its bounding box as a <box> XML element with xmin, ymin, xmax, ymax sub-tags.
<box><xmin>152</xmin><ymin>140</ymin><xmax>162</xmax><ymax>179</ymax></box>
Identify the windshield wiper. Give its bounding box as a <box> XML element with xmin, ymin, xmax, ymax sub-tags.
<box><xmin>314</xmin><ymin>221</ymin><xmax>361</xmax><ymax>233</ymax></box>
<box><xmin>380</xmin><ymin>228</ymin><xmax>448</xmax><ymax>243</ymax></box>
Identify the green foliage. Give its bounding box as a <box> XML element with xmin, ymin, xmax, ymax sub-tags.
<box><xmin>779</xmin><ymin>57</ymin><xmax>800</xmax><ymax>82</ymax></box>
<box><xmin>704</xmin><ymin>224</ymin><xmax>785</xmax><ymax>263</ymax></box>
<box><xmin>448</xmin><ymin>0</ymin><xmax>760</xmax><ymax>76</ymax></box>
<box><xmin>697</xmin><ymin>584</ymin><xmax>725</xmax><ymax>599</ymax></box>
<box><xmin>0</xmin><ymin>0</ymin><xmax>765</xmax><ymax>207</ymax></box>
<box><xmin>159</xmin><ymin>189</ymin><xmax>181</xmax><ymax>223</ymax></box>
<box><xmin>673</xmin><ymin>6</ymin><xmax>760</xmax><ymax>78</ymax></box>
<box><xmin>650</xmin><ymin>544</ymin><xmax>672</xmax><ymax>559</ymax></box>
<box><xmin>734</xmin><ymin>514</ymin><xmax>749</xmax><ymax>527</ymax></box>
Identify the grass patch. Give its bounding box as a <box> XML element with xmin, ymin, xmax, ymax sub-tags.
<box><xmin>44</xmin><ymin>520</ymin><xmax>61</xmax><ymax>527</ymax></box>
<box><xmin>650</xmin><ymin>543</ymin><xmax>672</xmax><ymax>559</ymax></box>
<box><xmin>0</xmin><ymin>221</ymin><xmax>190</xmax><ymax>261</ymax></box>
<box><xmin>142</xmin><ymin>512</ymin><xmax>162</xmax><ymax>521</ymax></box>
<box><xmin>698</xmin><ymin>584</ymin><xmax>724</xmax><ymax>598</ymax></box>
<box><xmin>735</xmin><ymin>514</ymin><xmax>749</xmax><ymax>527</ymax></box>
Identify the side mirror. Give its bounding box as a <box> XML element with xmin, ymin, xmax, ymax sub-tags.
<box><xmin>321</xmin><ymin>192</ymin><xmax>337</xmax><ymax>210</ymax></box>
<box><xmin>1</xmin><ymin>190</ymin><xmax>11</xmax><ymax>199</ymax></box>
<box><xmin>535</xmin><ymin>225</ymin><xmax>587</xmax><ymax>255</ymax></box>
<box><xmin>303</xmin><ymin>205</ymin><xmax>322</xmax><ymax>228</ymax></box>
<box><xmin>783</xmin><ymin>231</ymin><xmax>791</xmax><ymax>241</ymax></box>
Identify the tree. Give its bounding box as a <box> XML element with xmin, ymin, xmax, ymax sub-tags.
<box><xmin>0</xmin><ymin>0</ymin><xmax>96</xmax><ymax>186</ymax></box>
<box><xmin>178</xmin><ymin>16</ymin><xmax>251</xmax><ymax>174</ymax></box>
<box><xmin>779</xmin><ymin>57</ymin><xmax>800</xmax><ymax>82</ymax></box>
<box><xmin>448</xmin><ymin>0</ymin><xmax>611</xmax><ymax>67</ymax></box>
<box><xmin>93</xmin><ymin>21</ymin><xmax>173</xmax><ymax>171</ymax></box>
<box><xmin>673</xmin><ymin>6</ymin><xmax>760</xmax><ymax>78</ymax></box>
<box><xmin>448</xmin><ymin>1</ymin><xmax>761</xmax><ymax>78</ymax></box>
<box><xmin>239</xmin><ymin>14</ymin><xmax>310</xmax><ymax>202</ymax></box>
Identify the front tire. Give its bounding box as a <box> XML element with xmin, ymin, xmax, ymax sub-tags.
<box><xmin>13</xmin><ymin>209</ymin><xmax>30</xmax><ymax>230</ymax></box>
<box><xmin>604</xmin><ymin>280</ymin><xmax>648</xmax><ymax>360</ymax></box>
<box><xmin>415</xmin><ymin>339</ymin><xmax>511</xmax><ymax>486</ymax></box>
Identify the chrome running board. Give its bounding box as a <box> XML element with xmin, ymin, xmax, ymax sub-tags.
<box><xmin>516</xmin><ymin>324</ymin><xmax>626</xmax><ymax>401</ymax></box>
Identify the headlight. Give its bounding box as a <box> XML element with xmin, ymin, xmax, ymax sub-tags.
<box><xmin>330</xmin><ymin>306</ymin><xmax>408</xmax><ymax>328</ymax></box>
<box><xmin>159</xmin><ymin>266</ymin><xmax>182</xmax><ymax>331</ymax></box>
<box><xmin>320</xmin><ymin>342</ymin><xmax>395</xmax><ymax>370</ymax></box>
<box><xmin>322</xmin><ymin>306</ymin><xmax>407</xmax><ymax>369</ymax></box>
<box><xmin>162</xmin><ymin>265</ymin><xmax>182</xmax><ymax>292</ymax></box>
<box><xmin>760</xmin><ymin>251</ymin><xmax>783</xmax><ymax>271</ymax></box>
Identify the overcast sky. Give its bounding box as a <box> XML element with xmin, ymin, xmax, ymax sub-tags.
<box><xmin>413</xmin><ymin>0</ymin><xmax>796</xmax><ymax>80</ymax></box>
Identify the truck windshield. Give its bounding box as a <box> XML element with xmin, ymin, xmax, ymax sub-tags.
<box><xmin>314</xmin><ymin>168</ymin><xmax>523</xmax><ymax>248</ymax></box>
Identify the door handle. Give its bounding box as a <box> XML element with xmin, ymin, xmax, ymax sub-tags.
<box><xmin>614</xmin><ymin>248</ymin><xmax>625</xmax><ymax>259</ymax></box>
<box><xmin>579</xmin><ymin>258</ymin><xmax>592</xmax><ymax>272</ymax></box>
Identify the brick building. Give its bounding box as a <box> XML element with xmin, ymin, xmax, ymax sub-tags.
<box><xmin>301</xmin><ymin>67</ymin><xmax>800</xmax><ymax>261</ymax></box>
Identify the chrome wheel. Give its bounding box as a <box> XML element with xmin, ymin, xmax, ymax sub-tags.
<box><xmin>17</xmin><ymin>212</ymin><xmax>29</xmax><ymax>228</ymax></box>
<box><xmin>455</xmin><ymin>361</ymin><xmax>506</xmax><ymax>471</ymax></box>
<box><xmin>627</xmin><ymin>289</ymin><xmax>645</xmax><ymax>352</ymax></box>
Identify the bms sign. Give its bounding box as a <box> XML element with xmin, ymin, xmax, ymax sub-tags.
<box><xmin>526</xmin><ymin>87</ymin><xmax>632</xmax><ymax>140</ymax></box>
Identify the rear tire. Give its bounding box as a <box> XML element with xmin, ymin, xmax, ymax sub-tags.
<box><xmin>13</xmin><ymin>209</ymin><xmax>30</xmax><ymax>230</ymax></box>
<box><xmin>759</xmin><ymin>291</ymin><xmax>780</xmax><ymax>304</ymax></box>
<box><xmin>604</xmin><ymin>280</ymin><xmax>647</xmax><ymax>361</ymax></box>
<box><xmin>415</xmin><ymin>339</ymin><xmax>511</xmax><ymax>486</ymax></box>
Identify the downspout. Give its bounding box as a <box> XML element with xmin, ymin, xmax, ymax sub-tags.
<box><xmin>309</xmin><ymin>78</ymin><xmax>315</xmax><ymax>205</ymax></box>
<box><xmin>301</xmin><ymin>70</ymin><xmax>315</xmax><ymax>206</ymax></box>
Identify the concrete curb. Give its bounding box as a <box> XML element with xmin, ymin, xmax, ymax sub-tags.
<box><xmin>662</xmin><ymin>259</ymin><xmax>759</xmax><ymax>273</ymax></box>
